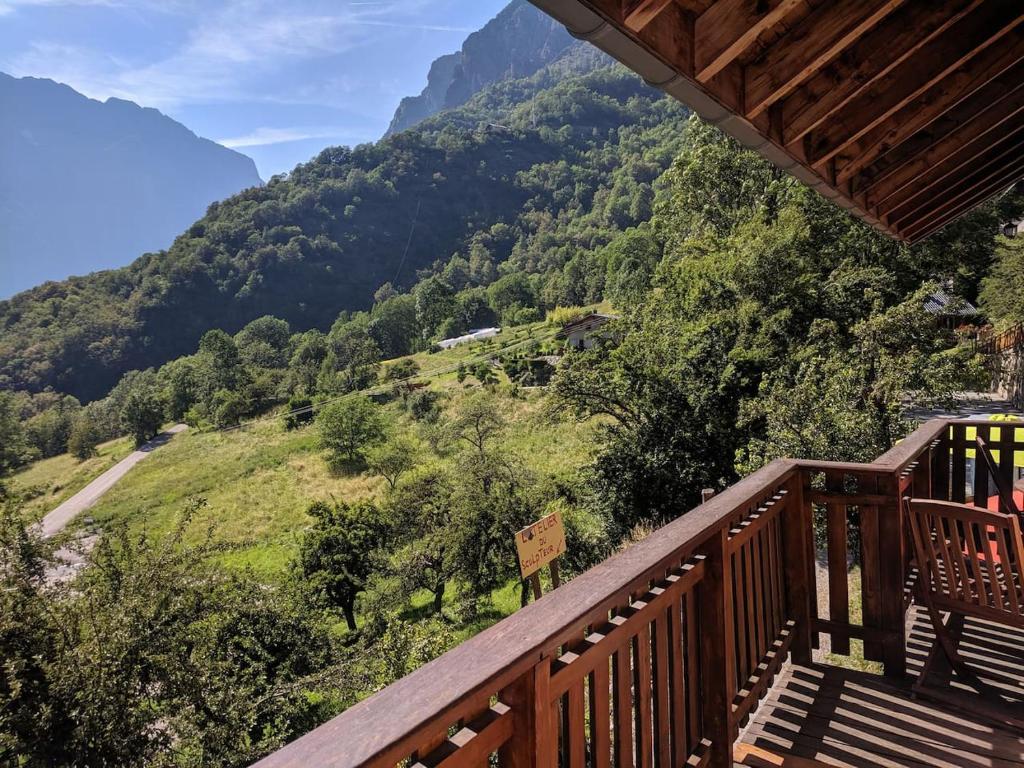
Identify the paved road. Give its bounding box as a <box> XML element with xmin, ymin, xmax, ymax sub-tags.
<box><xmin>38</xmin><ymin>424</ymin><xmax>187</xmax><ymax>539</ymax></box>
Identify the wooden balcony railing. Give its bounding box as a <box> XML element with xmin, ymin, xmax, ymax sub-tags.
<box><xmin>251</xmin><ymin>417</ymin><xmax>1022</xmax><ymax>768</ymax></box>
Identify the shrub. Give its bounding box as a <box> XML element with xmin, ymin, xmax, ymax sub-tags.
<box><xmin>283</xmin><ymin>395</ymin><xmax>314</xmax><ymax>430</ymax></box>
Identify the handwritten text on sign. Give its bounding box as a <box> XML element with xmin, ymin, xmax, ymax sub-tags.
<box><xmin>515</xmin><ymin>510</ymin><xmax>566</xmax><ymax>579</ymax></box>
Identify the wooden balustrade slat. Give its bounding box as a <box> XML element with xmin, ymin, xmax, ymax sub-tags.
<box><xmin>612</xmin><ymin>642</ymin><xmax>634</xmax><ymax>768</ymax></box>
<box><xmin>742</xmin><ymin>540</ymin><xmax>759</xmax><ymax>682</ymax></box>
<box><xmin>933</xmin><ymin>432</ymin><xmax>951</xmax><ymax>500</ymax></box>
<box><xmin>730</xmin><ymin>545</ymin><xmax>748</xmax><ymax>688</ymax></box>
<box><xmin>589</xmin><ymin>656</ymin><xmax>611</xmax><ymax>768</ymax></box>
<box><xmin>653</xmin><ymin>609</ymin><xmax>672</xmax><ymax>768</ymax></box>
<box><xmin>634</xmin><ymin>624</ymin><xmax>654</xmax><ymax>768</ymax></box>
<box><xmin>698</xmin><ymin>528</ymin><xmax>735</xmax><ymax>768</ymax></box>
<box><xmin>860</xmin><ymin>501</ymin><xmax>883</xmax><ymax>661</ymax></box>
<box><xmin>684</xmin><ymin>589</ymin><xmax>700</xmax><ymax>754</ymax></box>
<box><xmin>952</xmin><ymin>424</ymin><xmax>967</xmax><ymax>503</ymax></box>
<box><xmin>974</xmin><ymin>425</ymin><xmax>991</xmax><ymax>505</ymax></box>
<box><xmin>563</xmin><ymin>681</ymin><xmax>586</xmax><ymax>768</ymax></box>
<box><xmin>668</xmin><ymin>595</ymin><xmax>688</xmax><ymax>768</ymax></box>
<box><xmin>825</xmin><ymin>474</ymin><xmax>851</xmax><ymax>655</ymax></box>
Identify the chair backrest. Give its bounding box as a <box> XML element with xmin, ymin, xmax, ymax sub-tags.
<box><xmin>905</xmin><ymin>497</ymin><xmax>1024</xmax><ymax>626</ymax></box>
<box><xmin>975</xmin><ymin>436</ymin><xmax>1020</xmax><ymax>517</ymax></box>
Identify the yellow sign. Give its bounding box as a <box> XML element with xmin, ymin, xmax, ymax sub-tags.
<box><xmin>515</xmin><ymin>510</ymin><xmax>566</xmax><ymax>579</ymax></box>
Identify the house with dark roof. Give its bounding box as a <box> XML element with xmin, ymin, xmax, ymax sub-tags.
<box><xmin>924</xmin><ymin>287</ymin><xmax>981</xmax><ymax>329</ymax></box>
<box><xmin>555</xmin><ymin>312</ymin><xmax>617</xmax><ymax>350</ymax></box>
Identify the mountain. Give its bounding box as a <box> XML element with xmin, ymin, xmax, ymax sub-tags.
<box><xmin>0</xmin><ymin>12</ymin><xmax>685</xmax><ymax>404</ymax></box>
<box><xmin>0</xmin><ymin>73</ymin><xmax>262</xmax><ymax>296</ymax></box>
<box><xmin>385</xmin><ymin>0</ymin><xmax>576</xmax><ymax>135</ymax></box>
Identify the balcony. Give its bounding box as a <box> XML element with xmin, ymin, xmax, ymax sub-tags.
<box><xmin>252</xmin><ymin>418</ymin><xmax>1024</xmax><ymax>768</ymax></box>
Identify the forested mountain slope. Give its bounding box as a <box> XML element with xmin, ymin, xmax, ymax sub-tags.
<box><xmin>0</xmin><ymin>73</ymin><xmax>262</xmax><ymax>296</ymax></box>
<box><xmin>0</xmin><ymin>53</ymin><xmax>688</xmax><ymax>402</ymax></box>
<box><xmin>385</xmin><ymin>0</ymin><xmax>576</xmax><ymax>135</ymax></box>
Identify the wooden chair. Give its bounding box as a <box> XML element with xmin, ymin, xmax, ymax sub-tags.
<box><xmin>904</xmin><ymin>497</ymin><xmax>1024</xmax><ymax>727</ymax></box>
<box><xmin>976</xmin><ymin>436</ymin><xmax>1022</xmax><ymax>518</ymax></box>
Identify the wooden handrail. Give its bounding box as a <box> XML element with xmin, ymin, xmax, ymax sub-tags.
<box><xmin>251</xmin><ymin>418</ymin><xmax>1022</xmax><ymax>768</ymax></box>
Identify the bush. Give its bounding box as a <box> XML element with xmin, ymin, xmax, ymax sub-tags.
<box><xmin>546</xmin><ymin>305</ymin><xmax>587</xmax><ymax>327</ymax></box>
<box><xmin>405</xmin><ymin>389</ymin><xmax>441</xmax><ymax>423</ymax></box>
<box><xmin>68</xmin><ymin>416</ymin><xmax>101</xmax><ymax>460</ymax></box>
<box><xmin>211</xmin><ymin>389</ymin><xmax>247</xmax><ymax>429</ymax></box>
<box><xmin>383</xmin><ymin>359</ymin><xmax>420</xmax><ymax>382</ymax></box>
<box><xmin>283</xmin><ymin>395</ymin><xmax>314</xmax><ymax>430</ymax></box>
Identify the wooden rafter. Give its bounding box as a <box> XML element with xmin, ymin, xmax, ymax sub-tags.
<box><xmin>623</xmin><ymin>0</ymin><xmax>674</xmax><ymax>31</ymax></box>
<box><xmin>743</xmin><ymin>0</ymin><xmax>904</xmax><ymax>119</ymax></box>
<box><xmin>802</xmin><ymin>2</ymin><xmax>1024</xmax><ymax>167</ymax></box>
<box><xmin>863</xmin><ymin>75</ymin><xmax>1024</xmax><ymax>210</ymax></box>
<box><xmin>780</xmin><ymin>0</ymin><xmax>982</xmax><ymax>146</ymax></box>
<box><xmin>693</xmin><ymin>0</ymin><xmax>803</xmax><ymax>83</ymax></box>
<box><xmin>835</xmin><ymin>27</ymin><xmax>1024</xmax><ymax>184</ymax></box>
<box><xmin>533</xmin><ymin>0</ymin><xmax>1024</xmax><ymax>242</ymax></box>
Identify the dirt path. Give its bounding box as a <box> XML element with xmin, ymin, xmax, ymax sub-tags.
<box><xmin>38</xmin><ymin>424</ymin><xmax>187</xmax><ymax>539</ymax></box>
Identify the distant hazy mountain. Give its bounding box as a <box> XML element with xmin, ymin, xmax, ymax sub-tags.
<box><xmin>0</xmin><ymin>73</ymin><xmax>262</xmax><ymax>296</ymax></box>
<box><xmin>385</xmin><ymin>0</ymin><xmax>575</xmax><ymax>135</ymax></box>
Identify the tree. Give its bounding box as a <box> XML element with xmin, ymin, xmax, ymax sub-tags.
<box><xmin>366</xmin><ymin>436</ymin><xmax>418</xmax><ymax>490</ymax></box>
<box><xmin>318</xmin><ymin>320</ymin><xmax>381</xmax><ymax>395</ymax></box>
<box><xmin>235</xmin><ymin>315</ymin><xmax>291</xmax><ymax>369</ymax></box>
<box><xmin>447</xmin><ymin>391</ymin><xmax>504</xmax><ymax>454</ymax></box>
<box><xmin>288</xmin><ymin>330</ymin><xmax>328</xmax><ymax>395</ymax></box>
<box><xmin>979</xmin><ymin>235</ymin><xmax>1024</xmax><ymax>326</ymax></box>
<box><xmin>0</xmin><ymin>393</ymin><xmax>31</xmax><ymax>473</ymax></box>
<box><xmin>0</xmin><ymin>502</ymin><xmax>341</xmax><ymax>767</ymax></box>
<box><xmin>296</xmin><ymin>499</ymin><xmax>387</xmax><ymax>630</ymax></box>
<box><xmin>317</xmin><ymin>395</ymin><xmax>386</xmax><ymax>466</ymax></box>
<box><xmin>385</xmin><ymin>469</ymin><xmax>457</xmax><ymax>615</ymax></box>
<box><xmin>197</xmin><ymin>329</ymin><xmax>247</xmax><ymax>399</ymax></box>
<box><xmin>68</xmin><ymin>414</ymin><xmax>101</xmax><ymax>460</ymax></box>
<box><xmin>119</xmin><ymin>371</ymin><xmax>166</xmax><ymax>446</ymax></box>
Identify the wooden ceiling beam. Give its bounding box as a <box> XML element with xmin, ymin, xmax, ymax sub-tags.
<box><xmin>694</xmin><ymin>0</ymin><xmax>803</xmax><ymax>83</ymax></box>
<box><xmin>835</xmin><ymin>27</ymin><xmax>1024</xmax><ymax>184</ymax></box>
<box><xmin>901</xmin><ymin>161</ymin><xmax>1024</xmax><ymax>240</ymax></box>
<box><xmin>780</xmin><ymin>0</ymin><xmax>981</xmax><ymax>146</ymax></box>
<box><xmin>909</xmin><ymin>178</ymin><xmax>1021</xmax><ymax>242</ymax></box>
<box><xmin>862</xmin><ymin>72</ymin><xmax>1024</xmax><ymax>209</ymax></box>
<box><xmin>623</xmin><ymin>0</ymin><xmax>676</xmax><ymax>32</ymax></box>
<box><xmin>743</xmin><ymin>0</ymin><xmax>904</xmax><ymax>119</ymax></box>
<box><xmin>802</xmin><ymin>0</ymin><xmax>1024</xmax><ymax>168</ymax></box>
<box><xmin>886</xmin><ymin>133</ymin><xmax>1024</xmax><ymax>227</ymax></box>
<box><xmin>875</xmin><ymin>120</ymin><xmax>1024</xmax><ymax>222</ymax></box>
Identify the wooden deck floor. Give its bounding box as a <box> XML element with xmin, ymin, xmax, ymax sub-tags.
<box><xmin>739</xmin><ymin>606</ymin><xmax>1024</xmax><ymax>767</ymax></box>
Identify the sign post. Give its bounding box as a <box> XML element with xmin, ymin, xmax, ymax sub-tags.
<box><xmin>514</xmin><ymin>509</ymin><xmax>567</xmax><ymax>601</ymax></box>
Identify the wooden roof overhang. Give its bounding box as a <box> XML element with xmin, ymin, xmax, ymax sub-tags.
<box><xmin>528</xmin><ymin>0</ymin><xmax>1024</xmax><ymax>243</ymax></box>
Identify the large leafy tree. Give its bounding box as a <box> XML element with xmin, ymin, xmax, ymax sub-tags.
<box><xmin>296</xmin><ymin>499</ymin><xmax>388</xmax><ymax>631</ymax></box>
<box><xmin>317</xmin><ymin>395</ymin><xmax>386</xmax><ymax>466</ymax></box>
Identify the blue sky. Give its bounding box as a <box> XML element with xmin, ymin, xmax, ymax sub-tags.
<box><xmin>0</xmin><ymin>0</ymin><xmax>509</xmax><ymax>178</ymax></box>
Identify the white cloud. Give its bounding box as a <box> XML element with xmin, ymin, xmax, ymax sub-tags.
<box><xmin>217</xmin><ymin>126</ymin><xmax>343</xmax><ymax>148</ymax></box>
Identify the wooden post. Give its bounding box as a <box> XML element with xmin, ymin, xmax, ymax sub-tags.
<box><xmin>530</xmin><ymin>574</ymin><xmax>543</xmax><ymax>601</ymax></box>
<box><xmin>549</xmin><ymin>559</ymin><xmax>561</xmax><ymax>589</ymax></box>
<box><xmin>782</xmin><ymin>472</ymin><xmax>813</xmax><ymax>666</ymax></box>
<box><xmin>698</xmin><ymin>528</ymin><xmax>735</xmax><ymax>768</ymax></box>
<box><xmin>499</xmin><ymin>659</ymin><xmax>554</xmax><ymax>768</ymax></box>
<box><xmin>877</xmin><ymin>470</ymin><xmax>907</xmax><ymax>678</ymax></box>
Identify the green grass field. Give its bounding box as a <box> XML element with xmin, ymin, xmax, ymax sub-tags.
<box><xmin>8</xmin><ymin>436</ymin><xmax>135</xmax><ymax>522</ymax></box>
<box><xmin>79</xmin><ymin>386</ymin><xmax>599</xmax><ymax>580</ymax></box>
